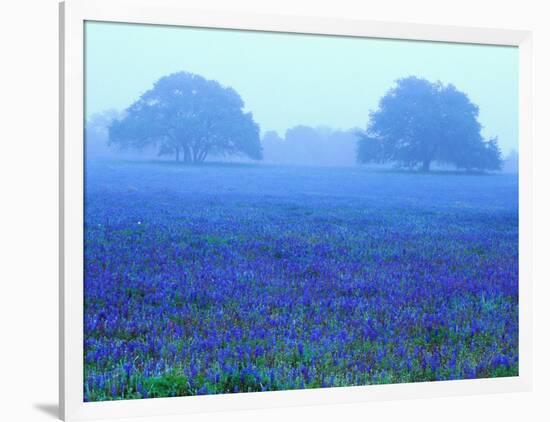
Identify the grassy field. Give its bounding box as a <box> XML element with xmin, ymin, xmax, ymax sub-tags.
<box><xmin>83</xmin><ymin>161</ymin><xmax>518</xmax><ymax>401</ymax></box>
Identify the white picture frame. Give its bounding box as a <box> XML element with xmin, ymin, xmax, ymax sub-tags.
<box><xmin>60</xmin><ymin>0</ymin><xmax>533</xmax><ymax>420</ymax></box>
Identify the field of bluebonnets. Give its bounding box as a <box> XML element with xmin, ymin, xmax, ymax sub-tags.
<box><xmin>83</xmin><ymin>161</ymin><xmax>518</xmax><ymax>401</ymax></box>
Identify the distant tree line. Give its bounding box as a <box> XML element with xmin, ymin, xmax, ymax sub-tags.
<box><xmin>262</xmin><ymin>126</ymin><xmax>359</xmax><ymax>167</ymax></box>
<box><xmin>96</xmin><ymin>71</ymin><xmax>509</xmax><ymax>172</ymax></box>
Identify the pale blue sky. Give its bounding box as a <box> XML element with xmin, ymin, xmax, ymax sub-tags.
<box><xmin>85</xmin><ymin>21</ymin><xmax>519</xmax><ymax>154</ymax></box>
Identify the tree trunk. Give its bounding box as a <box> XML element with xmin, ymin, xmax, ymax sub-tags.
<box><xmin>175</xmin><ymin>148</ymin><xmax>180</xmax><ymax>162</ymax></box>
<box><xmin>198</xmin><ymin>149</ymin><xmax>208</xmax><ymax>163</ymax></box>
<box><xmin>422</xmin><ymin>159</ymin><xmax>431</xmax><ymax>172</ymax></box>
<box><xmin>183</xmin><ymin>146</ymin><xmax>191</xmax><ymax>164</ymax></box>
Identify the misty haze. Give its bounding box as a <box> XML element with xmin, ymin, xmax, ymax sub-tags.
<box><xmin>83</xmin><ymin>21</ymin><xmax>519</xmax><ymax>401</ymax></box>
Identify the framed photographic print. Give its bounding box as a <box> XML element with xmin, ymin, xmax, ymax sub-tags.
<box><xmin>60</xmin><ymin>0</ymin><xmax>533</xmax><ymax>420</ymax></box>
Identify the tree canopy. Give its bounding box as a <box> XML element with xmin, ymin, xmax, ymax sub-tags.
<box><xmin>356</xmin><ymin>76</ymin><xmax>502</xmax><ymax>171</ymax></box>
<box><xmin>109</xmin><ymin>71</ymin><xmax>262</xmax><ymax>163</ymax></box>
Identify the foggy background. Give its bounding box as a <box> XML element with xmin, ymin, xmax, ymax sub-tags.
<box><xmin>84</xmin><ymin>21</ymin><xmax>519</xmax><ymax>171</ymax></box>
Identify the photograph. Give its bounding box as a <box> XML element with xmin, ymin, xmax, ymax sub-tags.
<box><xmin>83</xmin><ymin>20</ymin><xmax>519</xmax><ymax>402</ymax></box>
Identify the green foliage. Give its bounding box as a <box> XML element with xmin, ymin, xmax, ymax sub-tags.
<box><xmin>143</xmin><ymin>374</ymin><xmax>192</xmax><ymax>398</ymax></box>
<box><xmin>109</xmin><ymin>71</ymin><xmax>262</xmax><ymax>163</ymax></box>
<box><xmin>357</xmin><ymin>76</ymin><xmax>503</xmax><ymax>171</ymax></box>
